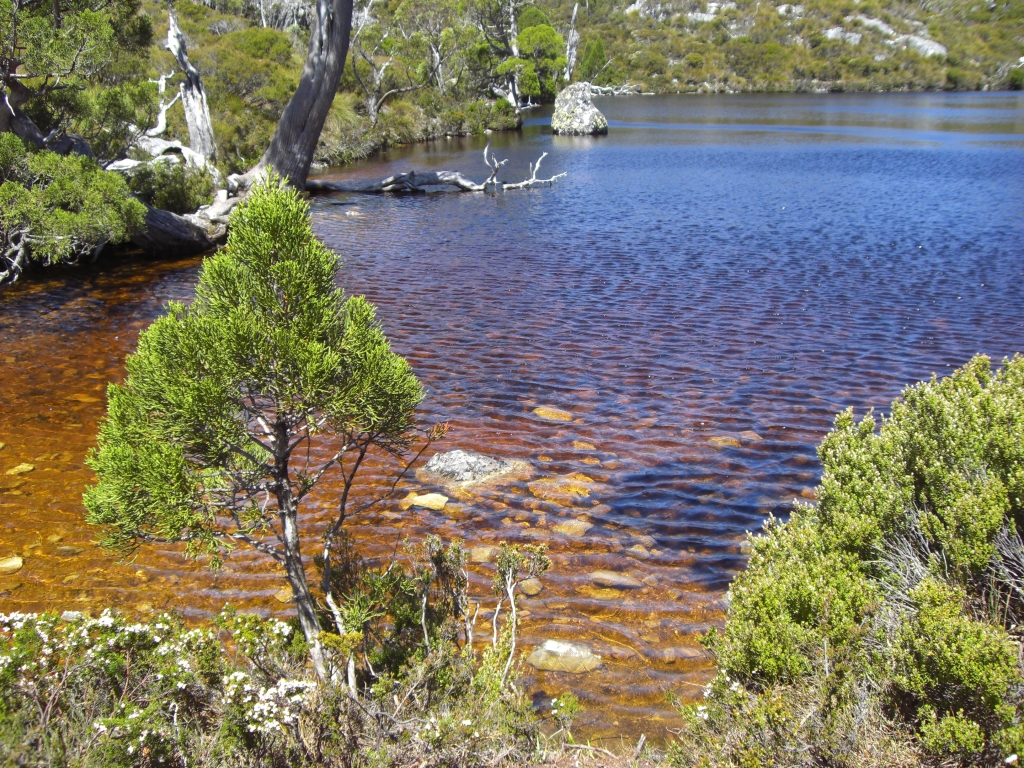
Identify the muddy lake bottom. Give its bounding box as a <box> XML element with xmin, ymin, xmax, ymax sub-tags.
<box><xmin>2</xmin><ymin>92</ymin><xmax>1024</xmax><ymax>741</ymax></box>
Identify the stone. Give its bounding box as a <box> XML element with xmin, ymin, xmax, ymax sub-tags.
<box><xmin>533</xmin><ymin>406</ymin><xmax>572</xmax><ymax>422</ymax></box>
<box><xmin>526</xmin><ymin>639</ymin><xmax>603</xmax><ymax>673</ymax></box>
<box><xmin>740</xmin><ymin>431</ymin><xmax>763</xmax><ymax>441</ymax></box>
<box><xmin>60</xmin><ymin>610</ymin><xmax>86</xmax><ymax>622</ymax></box>
<box><xmin>422</xmin><ymin>449</ymin><xmax>520</xmax><ymax>485</ymax></box>
<box><xmin>5</xmin><ymin>463</ymin><xmax>34</xmax><ymax>475</ymax></box>
<box><xmin>582</xmin><ymin>457</ymin><xmax>601</xmax><ymax>465</ymax></box>
<box><xmin>573</xmin><ymin>440</ymin><xmax>596</xmax><ymax>450</ymax></box>
<box><xmin>520</xmin><ymin>578</ymin><xmax>544</xmax><ymax>596</ymax></box>
<box><xmin>0</xmin><ymin>443</ymin><xmax>5</xmax><ymax>450</ymax></box>
<box><xmin>55</xmin><ymin>546</ymin><xmax>84</xmax><ymax>557</ymax></box>
<box><xmin>62</xmin><ymin>574</ymin><xmax>80</xmax><ymax>584</ymax></box>
<box><xmin>552</xmin><ymin>519</ymin><xmax>593</xmax><ymax>536</ymax></box>
<box><xmin>0</xmin><ymin>556</ymin><xmax>24</xmax><ymax>575</ymax></box>
<box><xmin>470</xmin><ymin>545</ymin><xmax>499</xmax><ymax>563</ymax></box>
<box><xmin>412</xmin><ymin>493</ymin><xmax>448</xmax><ymax>510</ymax></box>
<box><xmin>529</xmin><ymin>473</ymin><xmax>593</xmax><ymax>506</ymax></box>
<box><xmin>274</xmin><ymin>587</ymin><xmax>293</xmax><ymax>603</ymax></box>
<box><xmin>400</xmin><ymin>492</ymin><xmax>448</xmax><ymax>511</ymax></box>
<box><xmin>551</xmin><ymin>83</ymin><xmax>609</xmax><ymax>136</ymax></box>
<box><xmin>708</xmin><ymin>435</ymin><xmax>741</xmax><ymax>448</ymax></box>
<box><xmin>590</xmin><ymin>570</ymin><xmax>644</xmax><ymax>589</ymax></box>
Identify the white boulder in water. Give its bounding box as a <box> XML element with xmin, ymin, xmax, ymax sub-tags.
<box><xmin>551</xmin><ymin>83</ymin><xmax>609</xmax><ymax>136</ymax></box>
<box><xmin>527</xmin><ymin>640</ymin><xmax>603</xmax><ymax>673</ymax></box>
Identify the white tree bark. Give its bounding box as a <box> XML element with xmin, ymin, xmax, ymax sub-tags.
<box><xmin>564</xmin><ymin>3</ymin><xmax>580</xmax><ymax>82</ymax></box>
<box><xmin>306</xmin><ymin>143</ymin><xmax>565</xmax><ymax>193</ymax></box>
<box><xmin>166</xmin><ymin>11</ymin><xmax>217</xmax><ymax>161</ymax></box>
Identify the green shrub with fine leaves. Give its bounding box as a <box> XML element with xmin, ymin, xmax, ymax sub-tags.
<box><xmin>678</xmin><ymin>355</ymin><xmax>1024</xmax><ymax>766</ymax></box>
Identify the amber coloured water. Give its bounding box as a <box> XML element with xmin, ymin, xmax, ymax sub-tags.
<box><xmin>2</xmin><ymin>92</ymin><xmax>1023</xmax><ymax>741</ymax></box>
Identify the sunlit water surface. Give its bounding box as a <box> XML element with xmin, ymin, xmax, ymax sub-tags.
<box><xmin>2</xmin><ymin>92</ymin><xmax>1023</xmax><ymax>741</ymax></box>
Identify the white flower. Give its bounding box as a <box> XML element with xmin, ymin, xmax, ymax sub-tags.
<box><xmin>462</xmin><ymin>719</ymin><xmax>471</xmax><ymax>726</ymax></box>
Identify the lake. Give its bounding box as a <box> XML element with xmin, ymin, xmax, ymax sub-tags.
<box><xmin>1</xmin><ymin>92</ymin><xmax>1023</xmax><ymax>741</ymax></box>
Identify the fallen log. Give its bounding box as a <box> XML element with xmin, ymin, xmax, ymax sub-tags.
<box><xmin>130</xmin><ymin>205</ymin><xmax>217</xmax><ymax>257</ymax></box>
<box><xmin>306</xmin><ymin>143</ymin><xmax>566</xmax><ymax>194</ymax></box>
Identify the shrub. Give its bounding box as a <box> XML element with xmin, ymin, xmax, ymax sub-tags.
<box><xmin>677</xmin><ymin>355</ymin><xmax>1024</xmax><ymax>765</ymax></box>
<box><xmin>0</xmin><ymin>134</ymin><xmax>146</xmax><ymax>286</ymax></box>
<box><xmin>127</xmin><ymin>160</ymin><xmax>215</xmax><ymax>214</ymax></box>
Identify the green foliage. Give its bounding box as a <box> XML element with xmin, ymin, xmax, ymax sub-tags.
<box><xmin>2</xmin><ymin>0</ymin><xmax>154</xmax><ymax>142</ymax></box>
<box><xmin>678</xmin><ymin>355</ymin><xmax>1024</xmax><ymax>765</ymax></box>
<box><xmin>578</xmin><ymin>36</ymin><xmax>606</xmax><ymax>80</ymax></box>
<box><xmin>516</xmin><ymin>24</ymin><xmax>566</xmax><ymax>99</ymax></box>
<box><xmin>127</xmin><ymin>160</ymin><xmax>215</xmax><ymax>214</ymax></box>
<box><xmin>84</xmin><ymin>175</ymin><xmax>422</xmax><ymax>561</ymax></box>
<box><xmin>517</xmin><ymin>5</ymin><xmax>551</xmax><ymax>29</ymax></box>
<box><xmin>0</xmin><ymin>134</ymin><xmax>145</xmax><ymax>283</ymax></box>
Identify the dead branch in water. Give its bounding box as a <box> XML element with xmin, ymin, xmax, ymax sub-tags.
<box><xmin>305</xmin><ymin>142</ymin><xmax>566</xmax><ymax>194</ymax></box>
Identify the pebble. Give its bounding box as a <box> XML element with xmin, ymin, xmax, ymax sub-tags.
<box><xmin>5</xmin><ymin>463</ymin><xmax>34</xmax><ymax>476</ymax></box>
<box><xmin>55</xmin><ymin>546</ymin><xmax>84</xmax><ymax>557</ymax></box>
<box><xmin>708</xmin><ymin>436</ymin><xmax>741</xmax><ymax>448</ymax></box>
<box><xmin>740</xmin><ymin>431</ymin><xmax>763</xmax><ymax>441</ymax></box>
<box><xmin>526</xmin><ymin>639</ymin><xmax>603</xmax><ymax>673</ymax></box>
<box><xmin>470</xmin><ymin>545</ymin><xmax>499</xmax><ymax>563</ymax></box>
<box><xmin>590</xmin><ymin>570</ymin><xmax>644</xmax><ymax>589</ymax></box>
<box><xmin>0</xmin><ymin>556</ymin><xmax>24</xmax><ymax>575</ymax></box>
<box><xmin>400</xmin><ymin>492</ymin><xmax>449</xmax><ymax>511</ymax></box>
<box><xmin>572</xmin><ymin>441</ymin><xmax>596</xmax><ymax>450</ymax></box>
<box><xmin>520</xmin><ymin>578</ymin><xmax>544</xmax><ymax>596</ymax></box>
<box><xmin>552</xmin><ymin>519</ymin><xmax>593</xmax><ymax>536</ymax></box>
<box><xmin>532</xmin><ymin>406</ymin><xmax>572</xmax><ymax>422</ymax></box>
<box><xmin>274</xmin><ymin>587</ymin><xmax>293</xmax><ymax>603</ymax></box>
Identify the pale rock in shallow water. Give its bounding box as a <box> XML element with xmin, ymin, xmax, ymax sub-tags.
<box><xmin>552</xmin><ymin>83</ymin><xmax>609</xmax><ymax>137</ymax></box>
<box><xmin>590</xmin><ymin>570</ymin><xmax>644</xmax><ymax>589</ymax></box>
<box><xmin>552</xmin><ymin>518</ymin><xmax>594</xmax><ymax>536</ymax></box>
<box><xmin>470</xmin><ymin>545</ymin><xmax>499</xmax><ymax>563</ymax></box>
<box><xmin>526</xmin><ymin>639</ymin><xmax>603</xmax><ymax>673</ymax></box>
<box><xmin>533</xmin><ymin>406</ymin><xmax>572</xmax><ymax>422</ymax></box>
<box><xmin>423</xmin><ymin>449</ymin><xmax>518</xmax><ymax>484</ymax></box>
<box><xmin>0</xmin><ymin>556</ymin><xmax>24</xmax><ymax>575</ymax></box>
<box><xmin>520</xmin><ymin>578</ymin><xmax>544</xmax><ymax>596</ymax></box>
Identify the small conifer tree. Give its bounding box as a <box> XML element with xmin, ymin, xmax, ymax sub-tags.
<box><xmin>84</xmin><ymin>176</ymin><xmax>425</xmax><ymax>678</ymax></box>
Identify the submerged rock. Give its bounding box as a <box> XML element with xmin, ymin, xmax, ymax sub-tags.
<box><xmin>590</xmin><ymin>570</ymin><xmax>644</xmax><ymax>589</ymax></box>
<box><xmin>551</xmin><ymin>83</ymin><xmax>609</xmax><ymax>136</ymax></box>
<box><xmin>0</xmin><ymin>556</ymin><xmax>24</xmax><ymax>575</ymax></box>
<box><xmin>520</xmin><ymin>578</ymin><xmax>544</xmax><ymax>596</ymax></box>
<box><xmin>401</xmin><ymin>492</ymin><xmax>449</xmax><ymax>511</ymax></box>
<box><xmin>470</xmin><ymin>545</ymin><xmax>499</xmax><ymax>563</ymax></box>
<box><xmin>532</xmin><ymin>406</ymin><xmax>572</xmax><ymax>422</ymax></box>
<box><xmin>424</xmin><ymin>450</ymin><xmax>515</xmax><ymax>484</ymax></box>
<box><xmin>552</xmin><ymin>518</ymin><xmax>594</xmax><ymax>537</ymax></box>
<box><xmin>527</xmin><ymin>639</ymin><xmax>603</xmax><ymax>673</ymax></box>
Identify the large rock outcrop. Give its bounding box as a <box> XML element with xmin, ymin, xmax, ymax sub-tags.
<box><xmin>551</xmin><ymin>83</ymin><xmax>608</xmax><ymax>136</ymax></box>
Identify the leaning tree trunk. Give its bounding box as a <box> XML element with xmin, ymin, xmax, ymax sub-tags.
<box><xmin>255</xmin><ymin>0</ymin><xmax>355</xmax><ymax>189</ymax></box>
<box><xmin>564</xmin><ymin>3</ymin><xmax>580</xmax><ymax>83</ymax></box>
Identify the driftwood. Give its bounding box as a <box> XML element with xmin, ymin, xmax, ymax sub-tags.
<box><xmin>130</xmin><ymin>205</ymin><xmax>217</xmax><ymax>257</ymax></box>
<box><xmin>306</xmin><ymin>143</ymin><xmax>565</xmax><ymax>194</ymax></box>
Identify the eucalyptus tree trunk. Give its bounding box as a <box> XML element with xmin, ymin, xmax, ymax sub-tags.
<box><xmin>255</xmin><ymin>0</ymin><xmax>355</xmax><ymax>188</ymax></box>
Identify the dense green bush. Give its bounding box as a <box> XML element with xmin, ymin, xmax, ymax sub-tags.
<box><xmin>127</xmin><ymin>160</ymin><xmax>215</xmax><ymax>214</ymax></box>
<box><xmin>0</xmin><ymin>134</ymin><xmax>146</xmax><ymax>286</ymax></box>
<box><xmin>675</xmin><ymin>355</ymin><xmax>1024</xmax><ymax>766</ymax></box>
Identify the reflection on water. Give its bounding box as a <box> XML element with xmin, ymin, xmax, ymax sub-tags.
<box><xmin>2</xmin><ymin>92</ymin><xmax>1023</xmax><ymax>742</ymax></box>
